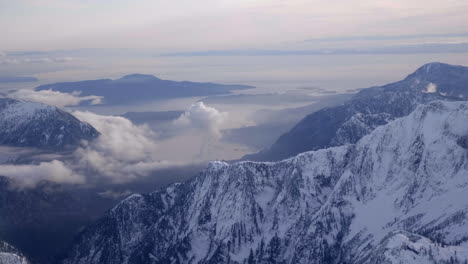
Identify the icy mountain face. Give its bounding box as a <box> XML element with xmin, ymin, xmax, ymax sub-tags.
<box><xmin>63</xmin><ymin>101</ymin><xmax>468</xmax><ymax>264</ymax></box>
<box><xmin>0</xmin><ymin>98</ymin><xmax>99</xmax><ymax>149</ymax></box>
<box><xmin>246</xmin><ymin>62</ymin><xmax>468</xmax><ymax>161</ymax></box>
<box><xmin>0</xmin><ymin>241</ymin><xmax>29</xmax><ymax>264</ymax></box>
<box><xmin>364</xmin><ymin>231</ymin><xmax>468</xmax><ymax>264</ymax></box>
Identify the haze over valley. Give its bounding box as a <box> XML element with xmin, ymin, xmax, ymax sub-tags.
<box><xmin>1</xmin><ymin>0</ymin><xmax>468</xmax><ymax>263</ymax></box>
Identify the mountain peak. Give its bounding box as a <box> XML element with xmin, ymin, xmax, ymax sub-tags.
<box><xmin>417</xmin><ymin>62</ymin><xmax>449</xmax><ymax>73</ymax></box>
<box><xmin>116</xmin><ymin>74</ymin><xmax>160</xmax><ymax>82</ymax></box>
<box><xmin>0</xmin><ymin>98</ymin><xmax>56</xmax><ymax>117</ymax></box>
<box><xmin>0</xmin><ymin>98</ymin><xmax>99</xmax><ymax>149</ymax></box>
<box><xmin>409</xmin><ymin>62</ymin><xmax>467</xmax><ymax>78</ymax></box>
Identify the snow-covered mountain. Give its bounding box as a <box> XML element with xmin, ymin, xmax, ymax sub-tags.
<box><xmin>62</xmin><ymin>100</ymin><xmax>468</xmax><ymax>264</ymax></box>
<box><xmin>0</xmin><ymin>241</ymin><xmax>29</xmax><ymax>264</ymax></box>
<box><xmin>0</xmin><ymin>98</ymin><xmax>99</xmax><ymax>149</ymax></box>
<box><xmin>245</xmin><ymin>62</ymin><xmax>468</xmax><ymax>161</ymax></box>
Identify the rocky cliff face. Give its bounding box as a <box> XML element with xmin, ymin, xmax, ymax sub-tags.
<box><xmin>0</xmin><ymin>98</ymin><xmax>99</xmax><ymax>149</ymax></box>
<box><xmin>62</xmin><ymin>100</ymin><xmax>468</xmax><ymax>264</ymax></box>
<box><xmin>246</xmin><ymin>62</ymin><xmax>468</xmax><ymax>161</ymax></box>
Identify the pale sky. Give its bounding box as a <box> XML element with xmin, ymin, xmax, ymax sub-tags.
<box><xmin>2</xmin><ymin>0</ymin><xmax>468</xmax><ymax>51</ymax></box>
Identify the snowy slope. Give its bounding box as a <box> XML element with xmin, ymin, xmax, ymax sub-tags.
<box><xmin>62</xmin><ymin>100</ymin><xmax>468</xmax><ymax>264</ymax></box>
<box><xmin>364</xmin><ymin>231</ymin><xmax>468</xmax><ymax>264</ymax></box>
<box><xmin>0</xmin><ymin>241</ymin><xmax>30</xmax><ymax>264</ymax></box>
<box><xmin>0</xmin><ymin>98</ymin><xmax>99</xmax><ymax>149</ymax></box>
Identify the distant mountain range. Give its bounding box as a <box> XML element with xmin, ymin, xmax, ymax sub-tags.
<box><xmin>36</xmin><ymin>74</ymin><xmax>254</xmax><ymax>105</ymax></box>
<box><xmin>61</xmin><ymin>100</ymin><xmax>468</xmax><ymax>264</ymax></box>
<box><xmin>245</xmin><ymin>62</ymin><xmax>468</xmax><ymax>161</ymax></box>
<box><xmin>0</xmin><ymin>98</ymin><xmax>99</xmax><ymax>149</ymax></box>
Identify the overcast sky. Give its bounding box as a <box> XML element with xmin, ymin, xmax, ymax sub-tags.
<box><xmin>2</xmin><ymin>0</ymin><xmax>468</xmax><ymax>51</ymax></box>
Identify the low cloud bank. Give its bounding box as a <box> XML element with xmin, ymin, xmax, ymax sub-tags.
<box><xmin>0</xmin><ymin>160</ymin><xmax>85</xmax><ymax>188</ymax></box>
<box><xmin>0</xmin><ymin>102</ymin><xmax>231</xmax><ymax>188</ymax></box>
<box><xmin>7</xmin><ymin>89</ymin><xmax>103</xmax><ymax>107</ymax></box>
<box><xmin>73</xmin><ymin>111</ymin><xmax>171</xmax><ymax>183</ymax></box>
<box><xmin>72</xmin><ymin>102</ymin><xmax>227</xmax><ymax>183</ymax></box>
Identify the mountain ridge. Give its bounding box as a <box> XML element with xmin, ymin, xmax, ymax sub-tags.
<box><xmin>61</xmin><ymin>100</ymin><xmax>468</xmax><ymax>264</ymax></box>
<box><xmin>244</xmin><ymin>62</ymin><xmax>468</xmax><ymax>161</ymax></box>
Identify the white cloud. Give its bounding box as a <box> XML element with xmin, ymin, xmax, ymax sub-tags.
<box><xmin>166</xmin><ymin>102</ymin><xmax>230</xmax><ymax>161</ymax></box>
<box><xmin>72</xmin><ymin>111</ymin><xmax>172</xmax><ymax>183</ymax></box>
<box><xmin>7</xmin><ymin>89</ymin><xmax>103</xmax><ymax>107</ymax></box>
<box><xmin>71</xmin><ymin>103</ymin><xmax>229</xmax><ymax>183</ymax></box>
<box><xmin>0</xmin><ymin>103</ymin><xmax>233</xmax><ymax>187</ymax></box>
<box><xmin>0</xmin><ymin>160</ymin><xmax>84</xmax><ymax>188</ymax></box>
<box><xmin>174</xmin><ymin>102</ymin><xmax>227</xmax><ymax>139</ymax></box>
<box><xmin>424</xmin><ymin>83</ymin><xmax>438</xmax><ymax>93</ymax></box>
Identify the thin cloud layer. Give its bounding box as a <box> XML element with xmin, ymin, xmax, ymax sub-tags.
<box><xmin>0</xmin><ymin>103</ymin><xmax>231</xmax><ymax>187</ymax></box>
<box><xmin>0</xmin><ymin>57</ymin><xmax>73</xmax><ymax>65</ymax></box>
<box><xmin>0</xmin><ymin>160</ymin><xmax>85</xmax><ymax>188</ymax></box>
<box><xmin>3</xmin><ymin>0</ymin><xmax>467</xmax><ymax>51</ymax></box>
<box><xmin>7</xmin><ymin>89</ymin><xmax>103</xmax><ymax>107</ymax></box>
<box><xmin>70</xmin><ymin>103</ymin><xmax>228</xmax><ymax>184</ymax></box>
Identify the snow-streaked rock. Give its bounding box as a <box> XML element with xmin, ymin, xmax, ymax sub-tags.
<box><xmin>364</xmin><ymin>231</ymin><xmax>468</xmax><ymax>264</ymax></box>
<box><xmin>0</xmin><ymin>241</ymin><xmax>29</xmax><ymax>264</ymax></box>
<box><xmin>0</xmin><ymin>98</ymin><xmax>99</xmax><ymax>149</ymax></box>
<box><xmin>62</xmin><ymin>100</ymin><xmax>468</xmax><ymax>264</ymax></box>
